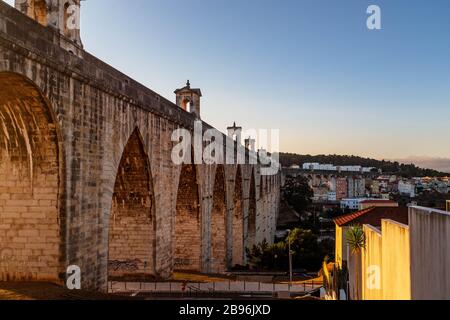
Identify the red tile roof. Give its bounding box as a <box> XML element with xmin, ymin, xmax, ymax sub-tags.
<box><xmin>333</xmin><ymin>206</ymin><xmax>408</xmax><ymax>227</ymax></box>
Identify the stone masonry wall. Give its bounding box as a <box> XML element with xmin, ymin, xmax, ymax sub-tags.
<box><xmin>0</xmin><ymin>1</ymin><xmax>281</xmax><ymax>291</ymax></box>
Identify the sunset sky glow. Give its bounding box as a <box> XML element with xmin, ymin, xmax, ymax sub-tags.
<box><xmin>4</xmin><ymin>0</ymin><xmax>450</xmax><ymax>165</ymax></box>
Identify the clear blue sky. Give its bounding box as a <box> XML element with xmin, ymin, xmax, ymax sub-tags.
<box><xmin>5</xmin><ymin>0</ymin><xmax>450</xmax><ymax>159</ymax></box>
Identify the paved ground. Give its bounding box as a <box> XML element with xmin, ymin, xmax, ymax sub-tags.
<box><xmin>171</xmin><ymin>272</ymin><xmax>321</xmax><ymax>284</ymax></box>
<box><xmin>0</xmin><ymin>272</ymin><xmax>322</xmax><ymax>300</ymax></box>
<box><xmin>0</xmin><ymin>282</ymin><xmax>132</xmax><ymax>300</ymax></box>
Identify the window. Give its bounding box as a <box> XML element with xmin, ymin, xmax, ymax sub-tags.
<box><xmin>182</xmin><ymin>98</ymin><xmax>191</xmax><ymax>112</ymax></box>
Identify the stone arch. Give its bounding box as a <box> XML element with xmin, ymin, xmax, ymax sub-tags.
<box><xmin>174</xmin><ymin>161</ymin><xmax>201</xmax><ymax>271</ymax></box>
<box><xmin>0</xmin><ymin>72</ymin><xmax>64</xmax><ymax>281</ymax></box>
<box><xmin>232</xmin><ymin>166</ymin><xmax>244</xmax><ymax>266</ymax></box>
<box><xmin>107</xmin><ymin>128</ymin><xmax>155</xmax><ymax>280</ymax></box>
<box><xmin>210</xmin><ymin>165</ymin><xmax>226</xmax><ymax>273</ymax></box>
<box><xmin>247</xmin><ymin>168</ymin><xmax>257</xmax><ymax>249</ymax></box>
<box><xmin>259</xmin><ymin>173</ymin><xmax>267</xmax><ymax>241</ymax></box>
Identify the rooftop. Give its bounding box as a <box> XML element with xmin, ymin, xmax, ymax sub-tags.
<box><xmin>174</xmin><ymin>80</ymin><xmax>202</xmax><ymax>96</ymax></box>
<box><xmin>333</xmin><ymin>206</ymin><xmax>408</xmax><ymax>227</ymax></box>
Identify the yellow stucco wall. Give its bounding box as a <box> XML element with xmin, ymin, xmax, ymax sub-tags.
<box><xmin>335</xmin><ymin>225</ymin><xmax>350</xmax><ymax>267</ymax></box>
<box><xmin>362</xmin><ymin>225</ymin><xmax>383</xmax><ymax>300</ymax></box>
<box><xmin>348</xmin><ymin>248</ymin><xmax>362</xmax><ymax>300</ymax></box>
<box><xmin>344</xmin><ymin>207</ymin><xmax>450</xmax><ymax>300</ymax></box>
<box><xmin>381</xmin><ymin>219</ymin><xmax>411</xmax><ymax>300</ymax></box>
<box><xmin>335</xmin><ymin>225</ymin><xmax>343</xmax><ymax>266</ymax></box>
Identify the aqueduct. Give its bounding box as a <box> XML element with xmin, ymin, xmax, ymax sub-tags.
<box><xmin>0</xmin><ymin>1</ymin><xmax>280</xmax><ymax>291</ymax></box>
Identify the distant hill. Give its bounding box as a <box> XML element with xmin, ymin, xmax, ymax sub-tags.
<box><xmin>279</xmin><ymin>153</ymin><xmax>449</xmax><ymax>177</ymax></box>
<box><xmin>392</xmin><ymin>157</ymin><xmax>450</xmax><ymax>175</ymax></box>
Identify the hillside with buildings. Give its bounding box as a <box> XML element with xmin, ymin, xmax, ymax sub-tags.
<box><xmin>280</xmin><ymin>153</ymin><xmax>449</xmax><ymax>177</ymax></box>
<box><xmin>282</xmin><ymin>167</ymin><xmax>450</xmax><ymax>210</ymax></box>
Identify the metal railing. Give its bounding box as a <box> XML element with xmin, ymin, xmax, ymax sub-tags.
<box><xmin>108</xmin><ymin>279</ymin><xmax>322</xmax><ymax>296</ymax></box>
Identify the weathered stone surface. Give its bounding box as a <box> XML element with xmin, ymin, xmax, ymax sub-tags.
<box><xmin>0</xmin><ymin>1</ymin><xmax>281</xmax><ymax>291</ymax></box>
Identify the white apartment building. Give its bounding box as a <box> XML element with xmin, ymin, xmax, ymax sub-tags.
<box><xmin>340</xmin><ymin>198</ymin><xmax>398</xmax><ymax>210</ymax></box>
<box><xmin>302</xmin><ymin>163</ymin><xmax>375</xmax><ymax>173</ymax></box>
<box><xmin>398</xmin><ymin>180</ymin><xmax>416</xmax><ymax>197</ymax></box>
<box><xmin>347</xmin><ymin>177</ymin><xmax>355</xmax><ymax>198</ymax></box>
<box><xmin>355</xmin><ymin>178</ymin><xmax>366</xmax><ymax>197</ymax></box>
<box><xmin>328</xmin><ymin>192</ymin><xmax>337</xmax><ymax>201</ymax></box>
<box><xmin>340</xmin><ymin>198</ymin><xmax>365</xmax><ymax>210</ymax></box>
<box><xmin>302</xmin><ymin>163</ymin><xmax>337</xmax><ymax>171</ymax></box>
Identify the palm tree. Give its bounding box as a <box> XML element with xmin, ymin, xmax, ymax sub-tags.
<box><xmin>346</xmin><ymin>225</ymin><xmax>366</xmax><ymax>300</ymax></box>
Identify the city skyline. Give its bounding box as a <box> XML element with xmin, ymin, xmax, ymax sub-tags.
<box><xmin>4</xmin><ymin>0</ymin><xmax>449</xmax><ymax>164</ymax></box>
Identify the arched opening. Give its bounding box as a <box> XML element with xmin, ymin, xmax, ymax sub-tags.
<box><xmin>0</xmin><ymin>73</ymin><xmax>62</xmax><ymax>281</ymax></box>
<box><xmin>181</xmin><ymin>98</ymin><xmax>191</xmax><ymax>113</ymax></box>
<box><xmin>247</xmin><ymin>169</ymin><xmax>257</xmax><ymax>249</ymax></box>
<box><xmin>63</xmin><ymin>2</ymin><xmax>71</xmax><ymax>37</ymax></box>
<box><xmin>259</xmin><ymin>175</ymin><xmax>266</xmax><ymax>237</ymax></box>
<box><xmin>30</xmin><ymin>0</ymin><xmax>47</xmax><ymax>25</ymax></box>
<box><xmin>107</xmin><ymin>129</ymin><xmax>155</xmax><ymax>280</ymax></box>
<box><xmin>232</xmin><ymin>166</ymin><xmax>244</xmax><ymax>267</ymax></box>
<box><xmin>174</xmin><ymin>163</ymin><xmax>201</xmax><ymax>271</ymax></box>
<box><xmin>210</xmin><ymin>165</ymin><xmax>226</xmax><ymax>273</ymax></box>
<box><xmin>264</xmin><ymin>176</ymin><xmax>269</xmax><ymax>221</ymax></box>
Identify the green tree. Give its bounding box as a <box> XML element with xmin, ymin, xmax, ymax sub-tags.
<box><xmin>282</xmin><ymin>176</ymin><xmax>313</xmax><ymax>214</ymax></box>
<box><xmin>246</xmin><ymin>228</ymin><xmax>325</xmax><ymax>272</ymax></box>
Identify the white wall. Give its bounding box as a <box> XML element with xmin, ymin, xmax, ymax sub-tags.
<box><xmin>409</xmin><ymin>206</ymin><xmax>450</xmax><ymax>300</ymax></box>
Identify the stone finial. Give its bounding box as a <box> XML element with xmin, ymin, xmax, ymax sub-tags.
<box><xmin>227</xmin><ymin>122</ymin><xmax>242</xmax><ymax>141</ymax></box>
